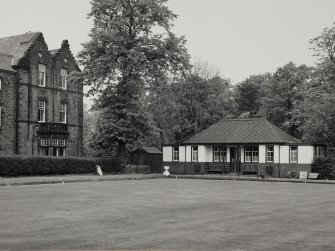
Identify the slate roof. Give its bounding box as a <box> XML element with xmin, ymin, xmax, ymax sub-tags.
<box><xmin>0</xmin><ymin>53</ymin><xmax>14</xmax><ymax>72</ymax></box>
<box><xmin>141</xmin><ymin>147</ymin><xmax>162</xmax><ymax>154</ymax></box>
<box><xmin>183</xmin><ymin>118</ymin><xmax>302</xmax><ymax>145</ymax></box>
<box><xmin>0</xmin><ymin>32</ymin><xmax>41</xmax><ymax>70</ymax></box>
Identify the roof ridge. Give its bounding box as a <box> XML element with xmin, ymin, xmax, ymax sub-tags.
<box><xmin>220</xmin><ymin>118</ymin><xmax>266</xmax><ymax>121</ymax></box>
<box><xmin>266</xmin><ymin>120</ymin><xmax>301</xmax><ymax>143</ymax></box>
<box><xmin>0</xmin><ymin>32</ymin><xmax>41</xmax><ymax>40</ymax></box>
<box><xmin>265</xmin><ymin>120</ymin><xmax>284</xmax><ymax>142</ymax></box>
<box><xmin>0</xmin><ymin>52</ymin><xmax>13</xmax><ymax>57</ymax></box>
<box><xmin>182</xmin><ymin>119</ymin><xmax>223</xmax><ymax>144</ymax></box>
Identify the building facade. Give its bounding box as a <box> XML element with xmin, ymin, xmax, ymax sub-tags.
<box><xmin>163</xmin><ymin>118</ymin><xmax>325</xmax><ymax>177</ymax></box>
<box><xmin>0</xmin><ymin>32</ymin><xmax>83</xmax><ymax>156</ymax></box>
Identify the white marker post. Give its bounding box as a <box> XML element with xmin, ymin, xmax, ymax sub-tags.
<box><xmin>96</xmin><ymin>165</ymin><xmax>103</xmax><ymax>176</ymax></box>
<box><xmin>163</xmin><ymin>166</ymin><xmax>170</xmax><ymax>177</ymax></box>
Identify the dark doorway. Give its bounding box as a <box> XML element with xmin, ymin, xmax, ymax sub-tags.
<box><xmin>230</xmin><ymin>147</ymin><xmax>240</xmax><ymax>173</ymax></box>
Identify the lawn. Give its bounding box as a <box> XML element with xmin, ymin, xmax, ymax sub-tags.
<box><xmin>0</xmin><ymin>179</ymin><xmax>334</xmax><ymax>250</ymax></box>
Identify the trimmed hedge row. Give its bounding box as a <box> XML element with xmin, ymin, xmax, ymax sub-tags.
<box><xmin>312</xmin><ymin>157</ymin><xmax>335</xmax><ymax>180</ymax></box>
<box><xmin>0</xmin><ymin>155</ymin><xmax>124</xmax><ymax>177</ymax></box>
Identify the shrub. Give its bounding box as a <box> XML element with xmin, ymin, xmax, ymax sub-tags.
<box><xmin>312</xmin><ymin>157</ymin><xmax>335</xmax><ymax>180</ymax></box>
<box><xmin>0</xmin><ymin>155</ymin><xmax>125</xmax><ymax>177</ymax></box>
<box><xmin>96</xmin><ymin>157</ymin><xmax>124</xmax><ymax>174</ymax></box>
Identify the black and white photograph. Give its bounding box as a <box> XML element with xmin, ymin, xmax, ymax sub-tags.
<box><xmin>1</xmin><ymin>0</ymin><xmax>335</xmax><ymax>250</ymax></box>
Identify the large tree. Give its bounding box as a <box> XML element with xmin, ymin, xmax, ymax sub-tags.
<box><xmin>301</xmin><ymin>23</ymin><xmax>335</xmax><ymax>145</ymax></box>
<box><xmin>310</xmin><ymin>22</ymin><xmax>335</xmax><ymax>65</ymax></box>
<box><xmin>234</xmin><ymin>74</ymin><xmax>270</xmax><ymax>118</ymax></box>
<box><xmin>258</xmin><ymin>62</ymin><xmax>312</xmax><ymax>138</ymax></box>
<box><xmin>78</xmin><ymin>0</ymin><xmax>190</xmax><ymax>162</ymax></box>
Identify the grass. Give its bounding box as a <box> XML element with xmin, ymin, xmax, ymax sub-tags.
<box><xmin>0</xmin><ymin>179</ymin><xmax>335</xmax><ymax>250</ymax></box>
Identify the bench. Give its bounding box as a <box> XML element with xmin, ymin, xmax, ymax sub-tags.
<box><xmin>207</xmin><ymin>167</ymin><xmax>224</xmax><ymax>174</ymax></box>
<box><xmin>205</xmin><ymin>164</ymin><xmax>226</xmax><ymax>174</ymax></box>
<box><xmin>308</xmin><ymin>173</ymin><xmax>319</xmax><ymax>179</ymax></box>
<box><xmin>241</xmin><ymin>164</ymin><xmax>258</xmax><ymax>175</ymax></box>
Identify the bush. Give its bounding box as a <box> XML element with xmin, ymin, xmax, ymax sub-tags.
<box><xmin>0</xmin><ymin>155</ymin><xmax>125</xmax><ymax>177</ymax></box>
<box><xmin>312</xmin><ymin>157</ymin><xmax>335</xmax><ymax>180</ymax></box>
<box><xmin>96</xmin><ymin>157</ymin><xmax>125</xmax><ymax>174</ymax></box>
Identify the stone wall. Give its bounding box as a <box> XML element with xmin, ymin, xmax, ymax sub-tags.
<box><xmin>0</xmin><ymin>71</ymin><xmax>16</xmax><ymax>154</ymax></box>
<box><xmin>1</xmin><ymin>34</ymin><xmax>83</xmax><ymax>157</ymax></box>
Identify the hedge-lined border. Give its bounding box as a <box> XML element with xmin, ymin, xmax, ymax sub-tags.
<box><xmin>312</xmin><ymin>157</ymin><xmax>335</xmax><ymax>180</ymax></box>
<box><xmin>0</xmin><ymin>155</ymin><xmax>124</xmax><ymax>177</ymax></box>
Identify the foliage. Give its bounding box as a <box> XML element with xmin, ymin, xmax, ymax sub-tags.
<box><xmin>302</xmin><ymin>23</ymin><xmax>335</xmax><ymax>145</ymax></box>
<box><xmin>147</xmin><ymin>61</ymin><xmax>234</xmax><ymax>144</ymax></box>
<box><xmin>312</xmin><ymin>157</ymin><xmax>335</xmax><ymax>180</ymax></box>
<box><xmin>301</xmin><ymin>62</ymin><xmax>335</xmax><ymax>144</ymax></box>
<box><xmin>78</xmin><ymin>0</ymin><xmax>190</xmax><ymax>161</ymax></box>
<box><xmin>0</xmin><ymin>155</ymin><xmax>124</xmax><ymax>177</ymax></box>
<box><xmin>258</xmin><ymin>62</ymin><xmax>312</xmax><ymax>139</ymax></box>
<box><xmin>83</xmin><ymin>104</ymin><xmax>103</xmax><ymax>157</ymax></box>
<box><xmin>234</xmin><ymin>74</ymin><xmax>270</xmax><ymax>117</ymax></box>
<box><xmin>310</xmin><ymin>23</ymin><xmax>335</xmax><ymax>65</ymax></box>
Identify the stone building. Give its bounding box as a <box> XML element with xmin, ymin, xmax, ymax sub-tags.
<box><xmin>0</xmin><ymin>32</ymin><xmax>83</xmax><ymax>156</ymax></box>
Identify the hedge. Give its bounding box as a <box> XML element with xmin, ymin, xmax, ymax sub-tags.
<box><xmin>0</xmin><ymin>155</ymin><xmax>125</xmax><ymax>177</ymax></box>
<box><xmin>312</xmin><ymin>157</ymin><xmax>335</xmax><ymax>180</ymax></box>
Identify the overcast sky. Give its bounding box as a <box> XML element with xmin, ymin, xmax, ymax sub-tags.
<box><xmin>1</xmin><ymin>0</ymin><xmax>335</xmax><ymax>83</ymax></box>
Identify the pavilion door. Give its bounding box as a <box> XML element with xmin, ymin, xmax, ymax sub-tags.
<box><xmin>230</xmin><ymin>147</ymin><xmax>240</xmax><ymax>173</ymax></box>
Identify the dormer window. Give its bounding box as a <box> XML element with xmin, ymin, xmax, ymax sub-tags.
<box><xmin>60</xmin><ymin>69</ymin><xmax>67</xmax><ymax>89</ymax></box>
<box><xmin>38</xmin><ymin>64</ymin><xmax>46</xmax><ymax>87</ymax></box>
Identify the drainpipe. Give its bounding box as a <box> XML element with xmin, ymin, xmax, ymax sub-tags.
<box><xmin>184</xmin><ymin>145</ymin><xmax>186</xmax><ymax>174</ymax></box>
<box><xmin>236</xmin><ymin>145</ymin><xmax>239</xmax><ymax>175</ymax></box>
<box><xmin>278</xmin><ymin>145</ymin><xmax>281</xmax><ymax>178</ymax></box>
<box><xmin>15</xmin><ymin>69</ymin><xmax>19</xmax><ymax>154</ymax></box>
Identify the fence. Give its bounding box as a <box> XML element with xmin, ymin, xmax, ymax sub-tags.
<box><xmin>126</xmin><ymin>164</ymin><xmax>151</xmax><ymax>174</ymax></box>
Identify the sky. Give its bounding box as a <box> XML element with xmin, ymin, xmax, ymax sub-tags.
<box><xmin>1</xmin><ymin>0</ymin><xmax>335</xmax><ymax>84</ymax></box>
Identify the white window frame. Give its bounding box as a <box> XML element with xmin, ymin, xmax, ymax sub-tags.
<box><xmin>60</xmin><ymin>69</ymin><xmax>67</xmax><ymax>89</ymax></box>
<box><xmin>266</xmin><ymin>146</ymin><xmax>274</xmax><ymax>162</ymax></box>
<box><xmin>213</xmin><ymin>146</ymin><xmax>220</xmax><ymax>162</ymax></box>
<box><xmin>38</xmin><ymin>64</ymin><xmax>46</xmax><ymax>87</ymax></box>
<box><xmin>173</xmin><ymin>147</ymin><xmax>179</xmax><ymax>162</ymax></box>
<box><xmin>245</xmin><ymin>147</ymin><xmax>252</xmax><ymax>162</ymax></box>
<box><xmin>252</xmin><ymin>147</ymin><xmax>259</xmax><ymax>162</ymax></box>
<box><xmin>245</xmin><ymin>146</ymin><xmax>259</xmax><ymax>163</ymax></box>
<box><xmin>59</xmin><ymin>139</ymin><xmax>66</xmax><ymax>147</ymax></box>
<box><xmin>213</xmin><ymin>146</ymin><xmax>227</xmax><ymax>162</ymax></box>
<box><xmin>290</xmin><ymin>146</ymin><xmax>298</xmax><ymax>163</ymax></box>
<box><xmin>60</xmin><ymin>103</ymin><xmax>67</xmax><ymax>123</ymax></box>
<box><xmin>38</xmin><ymin>101</ymin><xmax>46</xmax><ymax>122</ymax></box>
<box><xmin>52</xmin><ymin>138</ymin><xmax>59</xmax><ymax>146</ymax></box>
<box><xmin>191</xmin><ymin>146</ymin><xmax>198</xmax><ymax>162</ymax></box>
<box><xmin>40</xmin><ymin>138</ymin><xmax>50</xmax><ymax>146</ymax></box>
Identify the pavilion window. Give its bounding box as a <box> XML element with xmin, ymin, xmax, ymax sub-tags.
<box><xmin>290</xmin><ymin>146</ymin><xmax>298</xmax><ymax>163</ymax></box>
<box><xmin>173</xmin><ymin>147</ymin><xmax>179</xmax><ymax>161</ymax></box>
<box><xmin>245</xmin><ymin>146</ymin><xmax>259</xmax><ymax>163</ymax></box>
<box><xmin>213</xmin><ymin>146</ymin><xmax>226</xmax><ymax>162</ymax></box>
<box><xmin>192</xmin><ymin>146</ymin><xmax>198</xmax><ymax>162</ymax></box>
<box><xmin>266</xmin><ymin>146</ymin><xmax>274</xmax><ymax>162</ymax></box>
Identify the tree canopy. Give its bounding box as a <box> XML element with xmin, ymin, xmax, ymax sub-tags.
<box><xmin>78</xmin><ymin>0</ymin><xmax>190</xmax><ymax>160</ymax></box>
